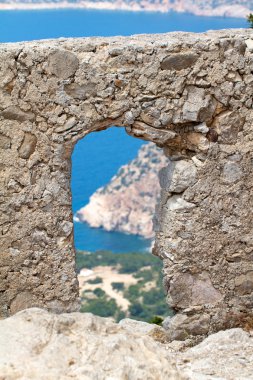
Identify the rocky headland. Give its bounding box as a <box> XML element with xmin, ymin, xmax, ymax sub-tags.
<box><xmin>76</xmin><ymin>143</ymin><xmax>167</xmax><ymax>239</ymax></box>
<box><xmin>1</xmin><ymin>308</ymin><xmax>253</xmax><ymax>379</ymax></box>
<box><xmin>0</xmin><ymin>0</ymin><xmax>252</xmax><ymax>18</ymax></box>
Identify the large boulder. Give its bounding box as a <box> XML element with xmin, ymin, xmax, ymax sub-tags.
<box><xmin>0</xmin><ymin>308</ymin><xmax>181</xmax><ymax>380</ymax></box>
<box><xmin>178</xmin><ymin>328</ymin><xmax>253</xmax><ymax>379</ymax></box>
<box><xmin>1</xmin><ymin>308</ymin><xmax>253</xmax><ymax>380</ymax></box>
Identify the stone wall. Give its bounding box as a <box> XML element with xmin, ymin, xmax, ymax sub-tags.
<box><xmin>0</xmin><ymin>30</ymin><xmax>252</xmax><ymax>337</ymax></box>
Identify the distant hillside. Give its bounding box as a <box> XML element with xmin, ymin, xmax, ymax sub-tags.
<box><xmin>1</xmin><ymin>0</ymin><xmax>252</xmax><ymax>18</ymax></box>
<box><xmin>77</xmin><ymin>250</ymin><xmax>173</xmax><ymax>322</ymax></box>
<box><xmin>76</xmin><ymin>143</ymin><xmax>167</xmax><ymax>239</ymax></box>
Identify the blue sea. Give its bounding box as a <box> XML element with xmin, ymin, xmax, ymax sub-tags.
<box><xmin>0</xmin><ymin>9</ymin><xmax>247</xmax><ymax>252</ymax></box>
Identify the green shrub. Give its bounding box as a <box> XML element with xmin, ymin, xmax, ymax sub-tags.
<box><xmin>81</xmin><ymin>297</ymin><xmax>118</xmax><ymax>318</ymax></box>
<box><xmin>149</xmin><ymin>316</ymin><xmax>164</xmax><ymax>325</ymax></box>
<box><xmin>134</xmin><ymin>269</ymin><xmax>153</xmax><ymax>282</ymax></box>
<box><xmin>143</xmin><ymin>288</ymin><xmax>164</xmax><ymax>305</ymax></box>
<box><xmin>129</xmin><ymin>302</ymin><xmax>146</xmax><ymax>318</ymax></box>
<box><xmin>124</xmin><ymin>284</ymin><xmax>141</xmax><ymax>302</ymax></box>
<box><xmin>247</xmin><ymin>13</ymin><xmax>253</xmax><ymax>28</ymax></box>
<box><xmin>93</xmin><ymin>288</ymin><xmax>106</xmax><ymax>297</ymax></box>
<box><xmin>81</xmin><ymin>287</ymin><xmax>124</xmax><ymax>320</ymax></box>
<box><xmin>112</xmin><ymin>282</ymin><xmax>124</xmax><ymax>291</ymax></box>
<box><xmin>87</xmin><ymin>277</ymin><xmax>103</xmax><ymax>284</ymax></box>
<box><xmin>116</xmin><ymin>310</ymin><xmax>126</xmax><ymax>322</ymax></box>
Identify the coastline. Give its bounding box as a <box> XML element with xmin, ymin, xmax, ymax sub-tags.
<box><xmin>0</xmin><ymin>2</ymin><xmax>251</xmax><ymax>19</ymax></box>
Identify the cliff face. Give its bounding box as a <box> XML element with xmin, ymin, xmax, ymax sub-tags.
<box><xmin>1</xmin><ymin>0</ymin><xmax>252</xmax><ymax>18</ymax></box>
<box><xmin>76</xmin><ymin>143</ymin><xmax>168</xmax><ymax>239</ymax></box>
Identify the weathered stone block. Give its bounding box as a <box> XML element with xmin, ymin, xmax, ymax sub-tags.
<box><xmin>161</xmin><ymin>53</ymin><xmax>198</xmax><ymax>71</ymax></box>
<box><xmin>235</xmin><ymin>272</ymin><xmax>253</xmax><ymax>296</ymax></box>
<box><xmin>168</xmin><ymin>272</ymin><xmax>222</xmax><ymax>310</ymax></box>
<box><xmin>222</xmin><ymin>161</ymin><xmax>243</xmax><ymax>184</ymax></box>
<box><xmin>1</xmin><ymin>106</ymin><xmax>35</xmax><ymax>122</ymax></box>
<box><xmin>18</xmin><ymin>133</ymin><xmax>37</xmax><ymax>159</ymax></box>
<box><xmin>212</xmin><ymin>110</ymin><xmax>244</xmax><ymax>144</ymax></box>
<box><xmin>0</xmin><ymin>134</ymin><xmax>11</xmax><ymax>149</ymax></box>
<box><xmin>182</xmin><ymin>86</ymin><xmax>216</xmax><ymax>122</ymax></box>
<box><xmin>64</xmin><ymin>82</ymin><xmax>97</xmax><ymax>100</ymax></box>
<box><xmin>159</xmin><ymin>160</ymin><xmax>197</xmax><ymax>193</ymax></box>
<box><xmin>165</xmin><ymin>313</ymin><xmax>211</xmax><ymax>340</ymax></box>
<box><xmin>48</xmin><ymin>49</ymin><xmax>79</xmax><ymax>79</ymax></box>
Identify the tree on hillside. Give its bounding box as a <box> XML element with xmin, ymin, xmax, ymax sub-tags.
<box><xmin>247</xmin><ymin>14</ymin><xmax>253</xmax><ymax>28</ymax></box>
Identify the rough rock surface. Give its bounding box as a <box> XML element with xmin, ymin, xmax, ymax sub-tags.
<box><xmin>76</xmin><ymin>143</ymin><xmax>167</xmax><ymax>239</ymax></box>
<box><xmin>1</xmin><ymin>308</ymin><xmax>253</xmax><ymax>380</ymax></box>
<box><xmin>177</xmin><ymin>328</ymin><xmax>253</xmax><ymax>379</ymax></box>
<box><xmin>1</xmin><ymin>30</ymin><xmax>253</xmax><ymax>338</ymax></box>
<box><xmin>0</xmin><ymin>308</ymin><xmax>182</xmax><ymax>380</ymax></box>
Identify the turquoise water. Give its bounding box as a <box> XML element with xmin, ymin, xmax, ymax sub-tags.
<box><xmin>0</xmin><ymin>9</ymin><xmax>247</xmax><ymax>42</ymax></box>
<box><xmin>0</xmin><ymin>10</ymin><xmax>247</xmax><ymax>252</ymax></box>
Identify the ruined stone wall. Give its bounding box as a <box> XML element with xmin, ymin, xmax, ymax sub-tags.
<box><xmin>0</xmin><ymin>30</ymin><xmax>252</xmax><ymax>337</ymax></box>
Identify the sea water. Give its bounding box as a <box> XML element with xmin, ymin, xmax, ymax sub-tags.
<box><xmin>0</xmin><ymin>9</ymin><xmax>247</xmax><ymax>42</ymax></box>
<box><xmin>0</xmin><ymin>9</ymin><xmax>247</xmax><ymax>252</ymax></box>
<box><xmin>72</xmin><ymin>127</ymin><xmax>151</xmax><ymax>252</ymax></box>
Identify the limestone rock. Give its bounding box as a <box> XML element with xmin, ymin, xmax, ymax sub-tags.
<box><xmin>128</xmin><ymin>121</ymin><xmax>176</xmax><ymax>144</ymax></box>
<box><xmin>178</xmin><ymin>328</ymin><xmax>253</xmax><ymax>380</ymax></box>
<box><xmin>48</xmin><ymin>49</ymin><xmax>79</xmax><ymax>79</ymax></box>
<box><xmin>64</xmin><ymin>82</ymin><xmax>97</xmax><ymax>100</ymax></box>
<box><xmin>159</xmin><ymin>159</ymin><xmax>197</xmax><ymax>193</ymax></box>
<box><xmin>165</xmin><ymin>313</ymin><xmax>211</xmax><ymax>341</ymax></box>
<box><xmin>165</xmin><ymin>195</ymin><xmax>195</xmax><ymax>211</ymax></box>
<box><xmin>181</xmin><ymin>86</ymin><xmax>216</xmax><ymax>122</ymax></box>
<box><xmin>245</xmin><ymin>38</ymin><xmax>253</xmax><ymax>52</ymax></box>
<box><xmin>235</xmin><ymin>271</ymin><xmax>253</xmax><ymax>296</ymax></box>
<box><xmin>0</xmin><ymin>308</ymin><xmax>181</xmax><ymax>380</ymax></box>
<box><xmin>1</xmin><ymin>309</ymin><xmax>253</xmax><ymax>380</ymax></box>
<box><xmin>1</xmin><ymin>106</ymin><xmax>35</xmax><ymax>122</ymax></box>
<box><xmin>194</xmin><ymin>122</ymin><xmax>209</xmax><ymax>134</ymax></box>
<box><xmin>212</xmin><ymin>110</ymin><xmax>244</xmax><ymax>144</ymax></box>
<box><xmin>119</xmin><ymin>318</ymin><xmax>157</xmax><ymax>334</ymax></box>
<box><xmin>161</xmin><ymin>53</ymin><xmax>198</xmax><ymax>71</ymax></box>
<box><xmin>222</xmin><ymin>161</ymin><xmax>243</xmax><ymax>183</ymax></box>
<box><xmin>168</xmin><ymin>272</ymin><xmax>223</xmax><ymax>310</ymax></box>
<box><xmin>0</xmin><ymin>134</ymin><xmax>11</xmax><ymax>149</ymax></box>
<box><xmin>18</xmin><ymin>132</ymin><xmax>37</xmax><ymax>159</ymax></box>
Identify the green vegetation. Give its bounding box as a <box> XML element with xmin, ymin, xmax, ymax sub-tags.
<box><xmin>81</xmin><ymin>293</ymin><xmax>125</xmax><ymax>321</ymax></box>
<box><xmin>149</xmin><ymin>316</ymin><xmax>164</xmax><ymax>325</ymax></box>
<box><xmin>134</xmin><ymin>268</ymin><xmax>153</xmax><ymax>282</ymax></box>
<box><xmin>76</xmin><ymin>250</ymin><xmax>161</xmax><ymax>274</ymax></box>
<box><xmin>247</xmin><ymin>13</ymin><xmax>253</xmax><ymax>28</ymax></box>
<box><xmin>124</xmin><ymin>272</ymin><xmax>171</xmax><ymax>321</ymax></box>
<box><xmin>77</xmin><ymin>250</ymin><xmax>174</xmax><ymax>323</ymax></box>
<box><xmin>112</xmin><ymin>282</ymin><xmax>125</xmax><ymax>291</ymax></box>
<box><xmin>93</xmin><ymin>288</ymin><xmax>105</xmax><ymax>297</ymax></box>
<box><xmin>87</xmin><ymin>277</ymin><xmax>103</xmax><ymax>284</ymax></box>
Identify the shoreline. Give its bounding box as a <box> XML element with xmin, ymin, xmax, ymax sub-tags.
<box><xmin>0</xmin><ymin>2</ymin><xmax>251</xmax><ymax>19</ymax></box>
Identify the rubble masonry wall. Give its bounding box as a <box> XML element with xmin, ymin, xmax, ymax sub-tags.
<box><xmin>1</xmin><ymin>30</ymin><xmax>252</xmax><ymax>337</ymax></box>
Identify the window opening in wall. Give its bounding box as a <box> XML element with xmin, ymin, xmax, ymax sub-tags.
<box><xmin>71</xmin><ymin>126</ymin><xmax>174</xmax><ymax>323</ymax></box>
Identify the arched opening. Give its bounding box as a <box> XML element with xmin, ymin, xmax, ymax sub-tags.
<box><xmin>71</xmin><ymin>125</ymin><xmax>174</xmax><ymax>322</ymax></box>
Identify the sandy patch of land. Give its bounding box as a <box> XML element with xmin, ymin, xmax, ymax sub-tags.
<box><xmin>78</xmin><ymin>266</ymin><xmax>138</xmax><ymax>311</ymax></box>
